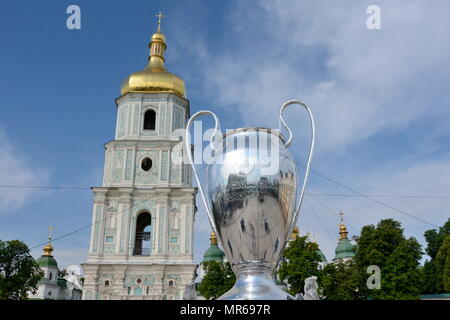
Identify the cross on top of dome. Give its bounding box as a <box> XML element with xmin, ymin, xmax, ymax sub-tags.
<box><xmin>155</xmin><ymin>11</ymin><xmax>165</xmax><ymax>32</ymax></box>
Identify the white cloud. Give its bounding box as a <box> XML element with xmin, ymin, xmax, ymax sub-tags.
<box><xmin>0</xmin><ymin>128</ymin><xmax>48</xmax><ymax>214</ymax></box>
<box><xmin>176</xmin><ymin>0</ymin><xmax>450</xmax><ymax>261</ymax></box>
<box><xmin>302</xmin><ymin>153</ymin><xmax>450</xmax><ymax>260</ymax></box>
<box><xmin>185</xmin><ymin>0</ymin><xmax>450</xmax><ymax>153</ymax></box>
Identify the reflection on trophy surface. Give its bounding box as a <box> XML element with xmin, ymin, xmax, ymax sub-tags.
<box><xmin>208</xmin><ymin>129</ymin><xmax>296</xmax><ymax>271</ymax></box>
<box><xmin>186</xmin><ymin>101</ymin><xmax>315</xmax><ymax>300</ymax></box>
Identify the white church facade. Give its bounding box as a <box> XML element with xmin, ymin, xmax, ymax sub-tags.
<box><xmin>28</xmin><ymin>237</ymin><xmax>83</xmax><ymax>300</ymax></box>
<box><xmin>81</xmin><ymin>15</ymin><xmax>197</xmax><ymax>300</ymax></box>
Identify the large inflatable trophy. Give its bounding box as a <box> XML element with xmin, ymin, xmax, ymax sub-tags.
<box><xmin>185</xmin><ymin>100</ymin><xmax>315</xmax><ymax>300</ymax></box>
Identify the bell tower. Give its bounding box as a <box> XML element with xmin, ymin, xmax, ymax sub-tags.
<box><xmin>81</xmin><ymin>14</ymin><xmax>197</xmax><ymax>300</ymax></box>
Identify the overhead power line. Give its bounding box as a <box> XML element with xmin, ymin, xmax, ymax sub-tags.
<box><xmin>30</xmin><ymin>199</ymin><xmax>158</xmax><ymax>250</ymax></box>
<box><xmin>307</xmin><ymin>193</ymin><xmax>359</xmax><ymax>233</ymax></box>
<box><xmin>295</xmin><ymin>161</ymin><xmax>440</xmax><ymax>228</ymax></box>
<box><xmin>27</xmin><ymin>158</ymin><xmax>442</xmax><ymax>249</ymax></box>
<box><xmin>304</xmin><ymin>198</ymin><xmax>335</xmax><ymax>243</ymax></box>
<box><xmin>0</xmin><ymin>185</ymin><xmax>90</xmax><ymax>190</ymax></box>
<box><xmin>1</xmin><ymin>184</ymin><xmax>449</xmax><ymax>199</ymax></box>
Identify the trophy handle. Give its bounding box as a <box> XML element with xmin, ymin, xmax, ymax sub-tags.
<box><xmin>279</xmin><ymin>100</ymin><xmax>315</xmax><ymax>238</ymax></box>
<box><xmin>185</xmin><ymin>110</ymin><xmax>223</xmax><ymax>236</ymax></box>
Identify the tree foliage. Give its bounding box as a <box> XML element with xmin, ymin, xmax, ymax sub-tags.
<box><xmin>436</xmin><ymin>235</ymin><xmax>450</xmax><ymax>292</ymax></box>
<box><xmin>354</xmin><ymin>219</ymin><xmax>423</xmax><ymax>299</ymax></box>
<box><xmin>382</xmin><ymin>238</ymin><xmax>423</xmax><ymax>299</ymax></box>
<box><xmin>0</xmin><ymin>240</ymin><xmax>44</xmax><ymax>300</ymax></box>
<box><xmin>421</xmin><ymin>260</ymin><xmax>440</xmax><ymax>293</ymax></box>
<box><xmin>321</xmin><ymin>260</ymin><xmax>360</xmax><ymax>300</ymax></box>
<box><xmin>58</xmin><ymin>269</ymin><xmax>67</xmax><ymax>277</ymax></box>
<box><xmin>422</xmin><ymin>218</ymin><xmax>450</xmax><ymax>293</ymax></box>
<box><xmin>277</xmin><ymin>236</ymin><xmax>323</xmax><ymax>296</ymax></box>
<box><xmin>198</xmin><ymin>261</ymin><xmax>235</xmax><ymax>300</ymax></box>
<box><xmin>424</xmin><ymin>218</ymin><xmax>450</xmax><ymax>259</ymax></box>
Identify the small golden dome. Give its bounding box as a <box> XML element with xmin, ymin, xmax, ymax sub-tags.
<box><xmin>120</xmin><ymin>17</ymin><xmax>185</xmax><ymax>97</ymax></box>
<box><xmin>290</xmin><ymin>226</ymin><xmax>300</xmax><ymax>240</ymax></box>
<box><xmin>43</xmin><ymin>243</ymin><xmax>53</xmax><ymax>256</ymax></box>
<box><xmin>42</xmin><ymin>226</ymin><xmax>54</xmax><ymax>256</ymax></box>
<box><xmin>210</xmin><ymin>232</ymin><xmax>218</xmax><ymax>245</ymax></box>
<box><xmin>151</xmin><ymin>32</ymin><xmax>166</xmax><ymax>43</ymax></box>
<box><xmin>339</xmin><ymin>224</ymin><xmax>348</xmax><ymax>240</ymax></box>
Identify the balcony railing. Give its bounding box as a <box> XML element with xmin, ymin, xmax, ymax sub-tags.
<box><xmin>133</xmin><ymin>232</ymin><xmax>151</xmax><ymax>256</ymax></box>
<box><xmin>136</xmin><ymin>231</ymin><xmax>151</xmax><ymax>241</ymax></box>
<box><xmin>133</xmin><ymin>247</ymin><xmax>151</xmax><ymax>256</ymax></box>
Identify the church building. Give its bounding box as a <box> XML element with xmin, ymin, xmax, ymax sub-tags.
<box><xmin>196</xmin><ymin>232</ymin><xmax>226</xmax><ymax>283</ymax></box>
<box><xmin>28</xmin><ymin>233</ymin><xmax>82</xmax><ymax>300</ymax></box>
<box><xmin>333</xmin><ymin>212</ymin><xmax>355</xmax><ymax>262</ymax></box>
<box><xmin>81</xmin><ymin>14</ymin><xmax>197</xmax><ymax>300</ymax></box>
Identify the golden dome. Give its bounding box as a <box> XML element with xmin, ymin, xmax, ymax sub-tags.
<box><xmin>43</xmin><ymin>243</ymin><xmax>54</xmax><ymax>256</ymax></box>
<box><xmin>290</xmin><ymin>226</ymin><xmax>300</xmax><ymax>240</ymax></box>
<box><xmin>120</xmin><ymin>15</ymin><xmax>185</xmax><ymax>97</ymax></box>
<box><xmin>339</xmin><ymin>224</ymin><xmax>349</xmax><ymax>240</ymax></box>
<box><xmin>210</xmin><ymin>232</ymin><xmax>218</xmax><ymax>245</ymax></box>
<box><xmin>151</xmin><ymin>31</ymin><xmax>166</xmax><ymax>43</ymax></box>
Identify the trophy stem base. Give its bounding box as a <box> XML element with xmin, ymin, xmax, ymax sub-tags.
<box><xmin>218</xmin><ymin>264</ymin><xmax>293</xmax><ymax>300</ymax></box>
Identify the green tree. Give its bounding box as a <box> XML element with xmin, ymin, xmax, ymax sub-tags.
<box><xmin>278</xmin><ymin>236</ymin><xmax>322</xmax><ymax>296</ymax></box>
<box><xmin>355</xmin><ymin>219</ymin><xmax>404</xmax><ymax>271</ymax></box>
<box><xmin>422</xmin><ymin>218</ymin><xmax>450</xmax><ymax>293</ymax></box>
<box><xmin>321</xmin><ymin>260</ymin><xmax>360</xmax><ymax>300</ymax></box>
<box><xmin>354</xmin><ymin>219</ymin><xmax>422</xmax><ymax>300</ymax></box>
<box><xmin>58</xmin><ymin>269</ymin><xmax>67</xmax><ymax>277</ymax></box>
<box><xmin>421</xmin><ymin>260</ymin><xmax>440</xmax><ymax>293</ymax></box>
<box><xmin>424</xmin><ymin>218</ymin><xmax>450</xmax><ymax>259</ymax></box>
<box><xmin>436</xmin><ymin>235</ymin><xmax>450</xmax><ymax>292</ymax></box>
<box><xmin>198</xmin><ymin>261</ymin><xmax>235</xmax><ymax>300</ymax></box>
<box><xmin>0</xmin><ymin>240</ymin><xmax>44</xmax><ymax>300</ymax></box>
<box><xmin>382</xmin><ymin>238</ymin><xmax>423</xmax><ymax>299</ymax></box>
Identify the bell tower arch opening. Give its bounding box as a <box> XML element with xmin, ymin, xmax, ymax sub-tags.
<box><xmin>143</xmin><ymin>110</ymin><xmax>156</xmax><ymax>130</ymax></box>
<box><xmin>133</xmin><ymin>212</ymin><xmax>152</xmax><ymax>256</ymax></box>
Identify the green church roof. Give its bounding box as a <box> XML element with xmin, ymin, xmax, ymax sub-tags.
<box><xmin>57</xmin><ymin>277</ymin><xmax>67</xmax><ymax>289</ymax></box>
<box><xmin>316</xmin><ymin>249</ymin><xmax>327</xmax><ymax>262</ymax></box>
<box><xmin>334</xmin><ymin>238</ymin><xmax>355</xmax><ymax>260</ymax></box>
<box><xmin>202</xmin><ymin>244</ymin><xmax>225</xmax><ymax>263</ymax></box>
<box><xmin>202</xmin><ymin>232</ymin><xmax>225</xmax><ymax>264</ymax></box>
<box><xmin>36</xmin><ymin>255</ymin><xmax>58</xmax><ymax>268</ymax></box>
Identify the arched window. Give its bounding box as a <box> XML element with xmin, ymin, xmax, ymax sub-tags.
<box><xmin>133</xmin><ymin>212</ymin><xmax>152</xmax><ymax>256</ymax></box>
<box><xmin>143</xmin><ymin>110</ymin><xmax>156</xmax><ymax>130</ymax></box>
<box><xmin>49</xmin><ymin>272</ymin><xmax>53</xmax><ymax>280</ymax></box>
<box><xmin>104</xmin><ymin>280</ymin><xmax>110</xmax><ymax>286</ymax></box>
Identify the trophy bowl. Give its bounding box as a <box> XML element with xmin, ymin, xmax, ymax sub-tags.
<box><xmin>186</xmin><ymin>101</ymin><xmax>315</xmax><ymax>300</ymax></box>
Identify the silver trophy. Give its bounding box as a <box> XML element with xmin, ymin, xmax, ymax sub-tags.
<box><xmin>185</xmin><ymin>100</ymin><xmax>315</xmax><ymax>300</ymax></box>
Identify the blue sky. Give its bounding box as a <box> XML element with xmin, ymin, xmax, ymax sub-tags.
<box><xmin>0</xmin><ymin>0</ymin><xmax>449</xmax><ymax>269</ymax></box>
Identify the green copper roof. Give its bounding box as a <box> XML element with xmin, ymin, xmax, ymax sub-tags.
<box><xmin>334</xmin><ymin>238</ymin><xmax>355</xmax><ymax>260</ymax></box>
<box><xmin>202</xmin><ymin>244</ymin><xmax>225</xmax><ymax>263</ymax></box>
<box><xmin>36</xmin><ymin>255</ymin><xmax>58</xmax><ymax>268</ymax></box>
<box><xmin>57</xmin><ymin>278</ymin><xmax>67</xmax><ymax>289</ymax></box>
<box><xmin>316</xmin><ymin>249</ymin><xmax>327</xmax><ymax>262</ymax></box>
